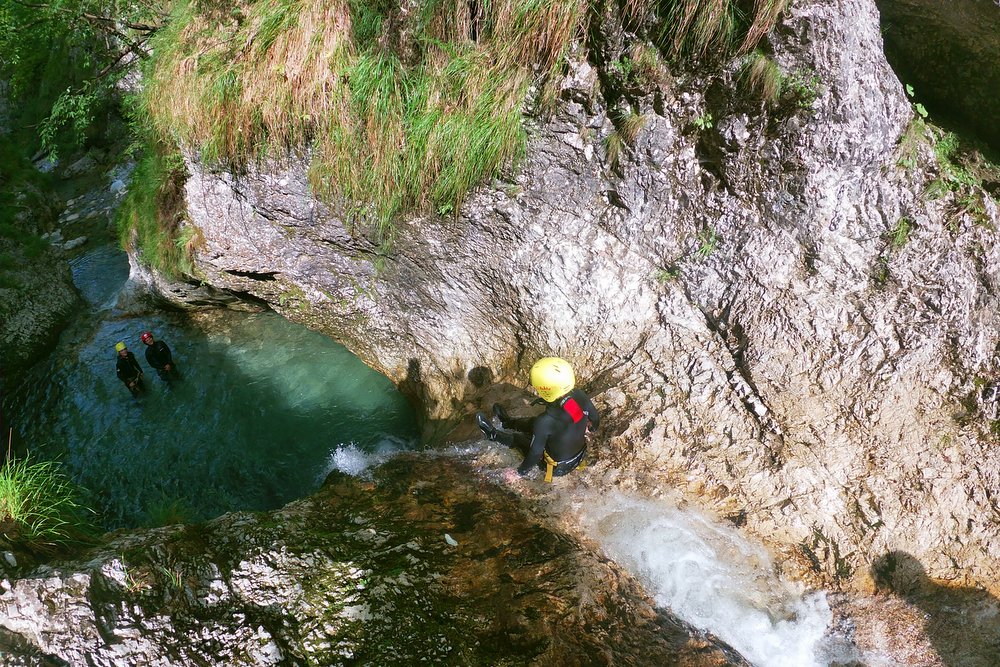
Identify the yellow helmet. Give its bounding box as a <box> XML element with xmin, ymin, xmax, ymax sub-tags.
<box><xmin>529</xmin><ymin>357</ymin><xmax>575</xmax><ymax>403</ymax></box>
<box><xmin>115</xmin><ymin>341</ymin><xmax>127</xmax><ymax>352</ymax></box>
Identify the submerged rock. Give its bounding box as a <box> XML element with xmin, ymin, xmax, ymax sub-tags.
<box><xmin>0</xmin><ymin>456</ymin><xmax>745</xmax><ymax>666</ymax></box>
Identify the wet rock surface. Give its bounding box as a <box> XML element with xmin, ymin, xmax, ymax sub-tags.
<box><xmin>0</xmin><ymin>246</ymin><xmax>79</xmax><ymax>384</ymax></box>
<box><xmin>0</xmin><ymin>456</ymin><xmax>745</xmax><ymax>666</ymax></box>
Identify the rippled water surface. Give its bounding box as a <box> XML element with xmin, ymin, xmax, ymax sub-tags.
<box><xmin>9</xmin><ymin>244</ymin><xmax>418</xmax><ymax>527</ymax></box>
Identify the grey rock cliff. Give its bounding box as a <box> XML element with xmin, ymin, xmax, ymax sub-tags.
<box><xmin>162</xmin><ymin>0</ymin><xmax>1000</xmax><ymax>591</ymax></box>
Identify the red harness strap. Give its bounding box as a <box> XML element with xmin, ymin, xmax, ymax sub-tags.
<box><xmin>562</xmin><ymin>397</ymin><xmax>584</xmax><ymax>423</ymax></box>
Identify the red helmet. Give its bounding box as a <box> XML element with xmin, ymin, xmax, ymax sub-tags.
<box><xmin>140</xmin><ymin>331</ymin><xmax>154</xmax><ymax>344</ymax></box>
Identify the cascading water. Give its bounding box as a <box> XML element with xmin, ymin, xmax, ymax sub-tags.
<box><xmin>7</xmin><ymin>238</ymin><xmax>419</xmax><ymax>528</ymax></box>
<box><xmin>561</xmin><ymin>490</ymin><xmax>864</xmax><ymax>667</ymax></box>
<box><xmin>330</xmin><ymin>444</ymin><xmax>874</xmax><ymax>666</ymax></box>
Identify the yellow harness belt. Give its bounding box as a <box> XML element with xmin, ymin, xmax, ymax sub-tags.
<box><xmin>543</xmin><ymin>450</ymin><xmax>587</xmax><ymax>483</ymax></box>
<box><xmin>543</xmin><ymin>452</ymin><xmax>558</xmax><ymax>483</ymax></box>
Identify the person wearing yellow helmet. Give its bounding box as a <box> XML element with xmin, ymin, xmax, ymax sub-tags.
<box><xmin>476</xmin><ymin>357</ymin><xmax>600</xmax><ymax>481</ymax></box>
<box><xmin>115</xmin><ymin>341</ymin><xmax>145</xmax><ymax>397</ymax></box>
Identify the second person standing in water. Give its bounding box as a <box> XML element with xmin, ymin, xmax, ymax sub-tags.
<box><xmin>141</xmin><ymin>331</ymin><xmax>180</xmax><ymax>382</ymax></box>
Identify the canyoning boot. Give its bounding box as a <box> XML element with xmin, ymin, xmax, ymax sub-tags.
<box><xmin>491</xmin><ymin>403</ymin><xmax>511</xmax><ymax>429</ymax></box>
<box><xmin>475</xmin><ymin>412</ymin><xmax>497</xmax><ymax>440</ymax></box>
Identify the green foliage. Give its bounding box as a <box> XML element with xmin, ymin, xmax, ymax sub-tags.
<box><xmin>609</xmin><ymin>46</ymin><xmax>662</xmax><ymax>90</ymax></box>
<box><xmin>0</xmin><ymin>455</ymin><xmax>94</xmax><ymax>552</ymax></box>
<box><xmin>629</xmin><ymin>0</ymin><xmax>787</xmax><ymax>61</ymax></box>
<box><xmin>115</xmin><ymin>137</ymin><xmax>194</xmax><ymax>277</ymax></box>
<box><xmin>142</xmin><ymin>0</ymin><xmax>579</xmax><ymax>239</ymax></box>
<box><xmin>693</xmin><ymin>112</ymin><xmax>714</xmax><ymax>130</ymax></box>
<box><xmin>696</xmin><ymin>228</ymin><xmax>718</xmax><ymax>257</ymax></box>
<box><xmin>931</xmin><ymin>131</ymin><xmax>984</xmax><ymax>192</ymax></box>
<box><xmin>783</xmin><ymin>69</ymin><xmax>821</xmax><ymax>110</ymax></box>
<box><xmin>0</xmin><ymin>0</ymin><xmax>161</xmax><ymax>158</ymax></box>
<box><xmin>739</xmin><ymin>51</ymin><xmax>783</xmax><ymax>105</ymax></box>
<box><xmin>896</xmin><ymin>117</ymin><xmax>927</xmax><ymax>171</ymax></box>
<box><xmin>904</xmin><ymin>83</ymin><xmax>929</xmax><ymax>119</ymax></box>
<box><xmin>655</xmin><ymin>266</ymin><xmax>679</xmax><ymax>282</ymax></box>
<box><xmin>888</xmin><ymin>217</ymin><xmax>911</xmax><ymax>250</ymax></box>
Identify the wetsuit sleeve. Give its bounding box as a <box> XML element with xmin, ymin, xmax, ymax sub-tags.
<box><xmin>579</xmin><ymin>391</ymin><xmax>600</xmax><ymax>429</ymax></box>
<box><xmin>517</xmin><ymin>418</ymin><xmax>554</xmax><ymax>476</ymax></box>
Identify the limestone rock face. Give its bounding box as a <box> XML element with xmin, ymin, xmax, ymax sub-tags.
<box><xmin>169</xmin><ymin>0</ymin><xmax>1000</xmax><ymax>590</ymax></box>
<box><xmin>0</xmin><ymin>457</ymin><xmax>745</xmax><ymax>666</ymax></box>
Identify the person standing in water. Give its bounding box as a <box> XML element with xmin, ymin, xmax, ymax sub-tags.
<box><xmin>140</xmin><ymin>331</ymin><xmax>179</xmax><ymax>382</ymax></box>
<box><xmin>475</xmin><ymin>357</ymin><xmax>600</xmax><ymax>482</ymax></box>
<box><xmin>115</xmin><ymin>341</ymin><xmax>145</xmax><ymax>397</ymax></box>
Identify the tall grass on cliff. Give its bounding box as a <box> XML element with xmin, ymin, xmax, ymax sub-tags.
<box><xmin>135</xmin><ymin>0</ymin><xmax>785</xmax><ymax>242</ymax></box>
<box><xmin>115</xmin><ymin>126</ymin><xmax>195</xmax><ymax>278</ymax></box>
<box><xmin>141</xmin><ymin>0</ymin><xmax>581</xmax><ymax>237</ymax></box>
<box><xmin>0</xmin><ymin>454</ymin><xmax>93</xmax><ymax>553</ymax></box>
<box><xmin>625</xmin><ymin>0</ymin><xmax>788</xmax><ymax>60</ymax></box>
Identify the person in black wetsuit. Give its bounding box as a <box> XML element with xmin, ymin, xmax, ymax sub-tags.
<box><xmin>475</xmin><ymin>357</ymin><xmax>600</xmax><ymax>482</ymax></box>
<box><xmin>140</xmin><ymin>331</ymin><xmax>179</xmax><ymax>382</ymax></box>
<box><xmin>115</xmin><ymin>341</ymin><xmax>145</xmax><ymax>397</ymax></box>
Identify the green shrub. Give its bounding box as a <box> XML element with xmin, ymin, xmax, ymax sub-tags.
<box><xmin>115</xmin><ymin>138</ymin><xmax>194</xmax><ymax>277</ymax></box>
<box><xmin>0</xmin><ymin>455</ymin><xmax>93</xmax><ymax>553</ymax></box>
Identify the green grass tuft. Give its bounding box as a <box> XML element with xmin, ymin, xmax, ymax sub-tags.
<box><xmin>0</xmin><ymin>455</ymin><xmax>94</xmax><ymax>553</ymax></box>
<box><xmin>115</xmin><ymin>138</ymin><xmax>194</xmax><ymax>278</ymax></box>
<box><xmin>630</xmin><ymin>0</ymin><xmax>787</xmax><ymax>61</ymax></box>
<box><xmin>740</xmin><ymin>51</ymin><xmax>782</xmax><ymax>105</ymax></box>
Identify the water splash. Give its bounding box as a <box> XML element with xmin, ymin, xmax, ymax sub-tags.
<box><xmin>323</xmin><ymin>437</ymin><xmax>411</xmax><ymax>478</ymax></box>
<box><xmin>564</xmin><ymin>490</ymin><xmax>840</xmax><ymax>667</ymax></box>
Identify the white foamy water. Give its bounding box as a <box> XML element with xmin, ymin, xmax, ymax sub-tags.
<box><xmin>565</xmin><ymin>490</ymin><xmax>844</xmax><ymax>667</ymax></box>
<box><xmin>323</xmin><ymin>438</ymin><xmax>410</xmax><ymax>478</ymax></box>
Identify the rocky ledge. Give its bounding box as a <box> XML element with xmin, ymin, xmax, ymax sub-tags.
<box><xmin>0</xmin><ymin>456</ymin><xmax>745</xmax><ymax>666</ymax></box>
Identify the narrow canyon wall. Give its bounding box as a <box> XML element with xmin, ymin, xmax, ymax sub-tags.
<box><xmin>170</xmin><ymin>0</ymin><xmax>1000</xmax><ymax>590</ymax></box>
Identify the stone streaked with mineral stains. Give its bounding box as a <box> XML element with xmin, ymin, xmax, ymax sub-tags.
<box><xmin>0</xmin><ymin>456</ymin><xmax>746</xmax><ymax>666</ymax></box>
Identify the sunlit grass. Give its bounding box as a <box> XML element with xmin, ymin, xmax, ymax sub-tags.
<box><xmin>0</xmin><ymin>455</ymin><xmax>94</xmax><ymax>553</ymax></box>
<box><xmin>740</xmin><ymin>51</ymin><xmax>783</xmax><ymax>105</ymax></box>
<box><xmin>115</xmin><ymin>137</ymin><xmax>193</xmax><ymax>277</ymax></box>
<box><xmin>134</xmin><ymin>0</ymin><xmax>787</xmax><ymax>246</ymax></box>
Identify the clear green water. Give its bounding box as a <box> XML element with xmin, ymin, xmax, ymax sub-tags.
<box><xmin>8</xmin><ymin>244</ymin><xmax>418</xmax><ymax>528</ymax></box>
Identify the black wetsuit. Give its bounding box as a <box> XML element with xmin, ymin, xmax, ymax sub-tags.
<box><xmin>116</xmin><ymin>352</ymin><xmax>145</xmax><ymax>396</ymax></box>
<box><xmin>495</xmin><ymin>388</ymin><xmax>600</xmax><ymax>477</ymax></box>
<box><xmin>144</xmin><ymin>340</ymin><xmax>176</xmax><ymax>380</ymax></box>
